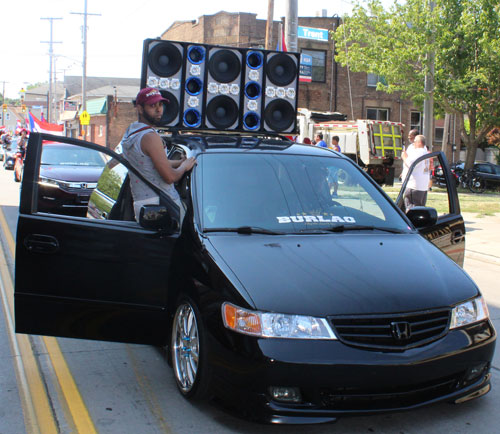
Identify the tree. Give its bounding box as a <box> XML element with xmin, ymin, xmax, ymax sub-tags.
<box><xmin>334</xmin><ymin>0</ymin><xmax>500</xmax><ymax>169</ymax></box>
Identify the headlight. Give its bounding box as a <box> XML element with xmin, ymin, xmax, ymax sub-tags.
<box><xmin>39</xmin><ymin>176</ymin><xmax>61</xmax><ymax>188</ymax></box>
<box><xmin>450</xmin><ymin>296</ymin><xmax>490</xmax><ymax>329</ymax></box>
<box><xmin>222</xmin><ymin>302</ymin><xmax>337</xmax><ymax>340</ymax></box>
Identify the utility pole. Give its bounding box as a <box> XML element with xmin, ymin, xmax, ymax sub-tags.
<box><xmin>1</xmin><ymin>81</ymin><xmax>8</xmax><ymax>104</ymax></box>
<box><xmin>422</xmin><ymin>1</ymin><xmax>435</xmax><ymax>150</ymax></box>
<box><xmin>265</xmin><ymin>0</ymin><xmax>275</xmax><ymax>50</ymax></box>
<box><xmin>71</xmin><ymin>0</ymin><xmax>101</xmax><ymax>137</ymax></box>
<box><xmin>285</xmin><ymin>0</ymin><xmax>298</xmax><ymax>52</ymax></box>
<box><xmin>41</xmin><ymin>17</ymin><xmax>62</xmax><ymax>123</ymax></box>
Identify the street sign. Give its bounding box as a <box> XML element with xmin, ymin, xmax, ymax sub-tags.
<box><xmin>298</xmin><ymin>26</ymin><xmax>329</xmax><ymax>42</ymax></box>
<box><xmin>299</xmin><ymin>54</ymin><xmax>312</xmax><ymax>83</ymax></box>
<box><xmin>80</xmin><ymin>110</ymin><xmax>90</xmax><ymax>125</ymax></box>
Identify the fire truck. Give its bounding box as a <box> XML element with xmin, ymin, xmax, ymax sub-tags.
<box><xmin>298</xmin><ymin>109</ymin><xmax>404</xmax><ymax>186</ymax></box>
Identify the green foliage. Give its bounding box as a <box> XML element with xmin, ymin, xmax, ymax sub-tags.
<box><xmin>334</xmin><ymin>0</ymin><xmax>500</xmax><ymax>164</ymax></box>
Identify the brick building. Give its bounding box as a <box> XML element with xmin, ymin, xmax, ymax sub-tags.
<box><xmin>162</xmin><ymin>11</ymin><xmax>461</xmax><ymax>158</ymax></box>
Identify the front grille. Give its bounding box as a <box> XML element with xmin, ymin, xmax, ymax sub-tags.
<box><xmin>319</xmin><ymin>373</ymin><xmax>460</xmax><ymax>410</ymax></box>
<box><xmin>329</xmin><ymin>309</ymin><xmax>450</xmax><ymax>350</ymax></box>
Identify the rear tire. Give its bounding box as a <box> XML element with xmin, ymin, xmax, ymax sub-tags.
<box><xmin>170</xmin><ymin>296</ymin><xmax>213</xmax><ymax>400</ymax></box>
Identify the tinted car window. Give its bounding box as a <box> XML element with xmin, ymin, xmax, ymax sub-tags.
<box><xmin>41</xmin><ymin>145</ymin><xmax>107</xmax><ymax>167</ymax></box>
<box><xmin>197</xmin><ymin>153</ymin><xmax>410</xmax><ymax>233</ymax></box>
<box><xmin>475</xmin><ymin>164</ymin><xmax>493</xmax><ymax>174</ymax></box>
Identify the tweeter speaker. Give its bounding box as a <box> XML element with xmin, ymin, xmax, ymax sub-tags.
<box><xmin>242</xmin><ymin>50</ymin><xmax>265</xmax><ymax>131</ymax></box>
<box><xmin>263</xmin><ymin>52</ymin><xmax>299</xmax><ymax>133</ymax></box>
<box><xmin>204</xmin><ymin>47</ymin><xmax>243</xmax><ymax>130</ymax></box>
<box><xmin>182</xmin><ymin>44</ymin><xmax>206</xmax><ymax>128</ymax></box>
<box><xmin>141</xmin><ymin>39</ymin><xmax>185</xmax><ymax>127</ymax></box>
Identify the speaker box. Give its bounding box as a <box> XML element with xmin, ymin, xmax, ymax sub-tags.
<box><xmin>242</xmin><ymin>50</ymin><xmax>265</xmax><ymax>131</ymax></box>
<box><xmin>204</xmin><ymin>47</ymin><xmax>243</xmax><ymax>130</ymax></box>
<box><xmin>140</xmin><ymin>39</ymin><xmax>300</xmax><ymax>134</ymax></box>
<box><xmin>141</xmin><ymin>39</ymin><xmax>185</xmax><ymax>127</ymax></box>
<box><xmin>263</xmin><ymin>52</ymin><xmax>300</xmax><ymax>133</ymax></box>
<box><xmin>182</xmin><ymin>44</ymin><xmax>206</xmax><ymax>128</ymax></box>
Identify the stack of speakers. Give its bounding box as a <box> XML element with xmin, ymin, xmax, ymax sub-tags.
<box><xmin>141</xmin><ymin>39</ymin><xmax>300</xmax><ymax>134</ymax></box>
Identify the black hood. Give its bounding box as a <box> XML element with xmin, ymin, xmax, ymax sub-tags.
<box><xmin>207</xmin><ymin>233</ymin><xmax>478</xmax><ymax>317</ymax></box>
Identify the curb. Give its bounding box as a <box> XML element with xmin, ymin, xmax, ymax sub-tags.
<box><xmin>465</xmin><ymin>250</ymin><xmax>500</xmax><ymax>266</ymax></box>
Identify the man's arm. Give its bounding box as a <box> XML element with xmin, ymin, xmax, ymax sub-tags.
<box><xmin>141</xmin><ymin>132</ymin><xmax>196</xmax><ymax>184</ymax></box>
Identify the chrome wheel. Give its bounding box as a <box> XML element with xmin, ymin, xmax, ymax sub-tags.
<box><xmin>172</xmin><ymin>302</ymin><xmax>200</xmax><ymax>394</ymax></box>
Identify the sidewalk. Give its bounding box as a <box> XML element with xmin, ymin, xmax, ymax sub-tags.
<box><xmin>463</xmin><ymin>212</ymin><xmax>500</xmax><ymax>265</ymax></box>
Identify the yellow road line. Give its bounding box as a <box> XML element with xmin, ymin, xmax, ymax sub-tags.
<box><xmin>0</xmin><ymin>208</ymin><xmax>57</xmax><ymax>434</ymax></box>
<box><xmin>0</xmin><ymin>207</ymin><xmax>97</xmax><ymax>433</ymax></box>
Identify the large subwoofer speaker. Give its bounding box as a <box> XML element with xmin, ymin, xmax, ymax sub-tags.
<box><xmin>204</xmin><ymin>47</ymin><xmax>243</xmax><ymax>130</ymax></box>
<box><xmin>263</xmin><ymin>52</ymin><xmax>299</xmax><ymax>133</ymax></box>
<box><xmin>141</xmin><ymin>39</ymin><xmax>184</xmax><ymax>127</ymax></box>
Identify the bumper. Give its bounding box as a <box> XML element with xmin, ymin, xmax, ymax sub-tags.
<box><xmin>209</xmin><ymin>320</ymin><xmax>496</xmax><ymax>423</ymax></box>
<box><xmin>37</xmin><ymin>185</ymin><xmax>93</xmax><ymax>217</ymax></box>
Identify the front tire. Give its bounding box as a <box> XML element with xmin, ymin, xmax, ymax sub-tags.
<box><xmin>469</xmin><ymin>177</ymin><xmax>485</xmax><ymax>193</ymax></box>
<box><xmin>170</xmin><ymin>296</ymin><xmax>213</xmax><ymax>400</ymax></box>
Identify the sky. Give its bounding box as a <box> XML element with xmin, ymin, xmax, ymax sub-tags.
<box><xmin>1</xmin><ymin>0</ymin><xmax>364</xmax><ymax>99</ymax></box>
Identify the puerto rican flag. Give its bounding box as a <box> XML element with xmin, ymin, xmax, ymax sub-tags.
<box><xmin>276</xmin><ymin>24</ymin><xmax>288</xmax><ymax>52</ymax></box>
<box><xmin>28</xmin><ymin>112</ymin><xmax>64</xmax><ymax>136</ymax></box>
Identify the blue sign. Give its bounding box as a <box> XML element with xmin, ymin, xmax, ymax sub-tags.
<box><xmin>298</xmin><ymin>26</ymin><xmax>329</xmax><ymax>42</ymax></box>
<box><xmin>299</xmin><ymin>54</ymin><xmax>312</xmax><ymax>82</ymax></box>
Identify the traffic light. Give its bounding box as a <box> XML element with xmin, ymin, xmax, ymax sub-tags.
<box><xmin>2</xmin><ymin>103</ymin><xmax>7</xmax><ymax>113</ymax></box>
<box><xmin>21</xmin><ymin>104</ymin><xmax>26</xmax><ymax>113</ymax></box>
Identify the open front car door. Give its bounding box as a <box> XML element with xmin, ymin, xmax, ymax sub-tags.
<box><xmin>15</xmin><ymin>133</ymin><xmax>180</xmax><ymax>345</ymax></box>
<box><xmin>397</xmin><ymin>151</ymin><xmax>465</xmax><ymax>266</ymax></box>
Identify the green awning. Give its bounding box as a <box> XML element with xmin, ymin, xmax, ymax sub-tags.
<box><xmin>79</xmin><ymin>97</ymin><xmax>107</xmax><ymax>115</ymax></box>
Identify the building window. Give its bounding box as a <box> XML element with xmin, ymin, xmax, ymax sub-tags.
<box><xmin>99</xmin><ymin>125</ymin><xmax>103</xmax><ymax>137</ymax></box>
<box><xmin>301</xmin><ymin>49</ymin><xmax>326</xmax><ymax>82</ymax></box>
<box><xmin>367</xmin><ymin>73</ymin><xmax>387</xmax><ymax>88</ymax></box>
<box><xmin>434</xmin><ymin>127</ymin><xmax>444</xmax><ymax>145</ymax></box>
<box><xmin>366</xmin><ymin>108</ymin><xmax>389</xmax><ymax>121</ymax></box>
<box><xmin>410</xmin><ymin>111</ymin><xmax>422</xmax><ymax>133</ymax></box>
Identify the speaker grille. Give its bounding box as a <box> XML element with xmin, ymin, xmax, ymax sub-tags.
<box><xmin>266</xmin><ymin>53</ymin><xmax>298</xmax><ymax>86</ymax></box>
<box><xmin>208</xmin><ymin>50</ymin><xmax>242</xmax><ymax>83</ymax></box>
<box><xmin>206</xmin><ymin>96</ymin><xmax>239</xmax><ymax>129</ymax></box>
<box><xmin>148</xmin><ymin>42</ymin><xmax>183</xmax><ymax>77</ymax></box>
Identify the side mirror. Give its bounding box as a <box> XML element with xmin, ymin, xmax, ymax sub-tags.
<box><xmin>139</xmin><ymin>205</ymin><xmax>178</xmax><ymax>233</ymax></box>
<box><xmin>406</xmin><ymin>206</ymin><xmax>438</xmax><ymax>229</ymax></box>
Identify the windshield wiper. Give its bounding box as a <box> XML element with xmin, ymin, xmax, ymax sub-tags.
<box><xmin>325</xmin><ymin>225</ymin><xmax>406</xmax><ymax>234</ymax></box>
<box><xmin>204</xmin><ymin>226</ymin><xmax>284</xmax><ymax>235</ymax></box>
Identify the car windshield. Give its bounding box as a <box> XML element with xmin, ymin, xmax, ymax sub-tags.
<box><xmin>41</xmin><ymin>145</ymin><xmax>106</xmax><ymax>167</ymax></box>
<box><xmin>196</xmin><ymin>153</ymin><xmax>411</xmax><ymax>234</ymax></box>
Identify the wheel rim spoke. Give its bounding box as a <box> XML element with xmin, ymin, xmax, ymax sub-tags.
<box><xmin>172</xmin><ymin>303</ymin><xmax>200</xmax><ymax>393</ymax></box>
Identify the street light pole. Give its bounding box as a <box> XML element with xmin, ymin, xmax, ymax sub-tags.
<box><xmin>285</xmin><ymin>0</ymin><xmax>298</xmax><ymax>52</ymax></box>
<box><xmin>41</xmin><ymin>17</ymin><xmax>62</xmax><ymax>123</ymax></box>
<box><xmin>71</xmin><ymin>0</ymin><xmax>101</xmax><ymax>137</ymax></box>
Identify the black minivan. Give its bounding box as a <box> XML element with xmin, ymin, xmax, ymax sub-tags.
<box><xmin>15</xmin><ymin>133</ymin><xmax>496</xmax><ymax>424</ymax></box>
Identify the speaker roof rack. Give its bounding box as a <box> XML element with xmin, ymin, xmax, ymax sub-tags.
<box><xmin>160</xmin><ymin>130</ymin><xmax>294</xmax><ymax>152</ymax></box>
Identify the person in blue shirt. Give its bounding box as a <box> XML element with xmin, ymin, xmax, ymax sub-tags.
<box><xmin>315</xmin><ymin>133</ymin><xmax>327</xmax><ymax>148</ymax></box>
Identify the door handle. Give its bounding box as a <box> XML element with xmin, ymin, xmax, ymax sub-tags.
<box><xmin>24</xmin><ymin>234</ymin><xmax>59</xmax><ymax>253</ymax></box>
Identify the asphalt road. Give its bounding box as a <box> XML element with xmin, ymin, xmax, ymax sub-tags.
<box><xmin>0</xmin><ymin>166</ymin><xmax>498</xmax><ymax>434</ymax></box>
